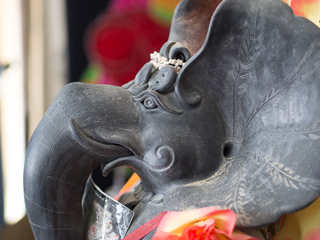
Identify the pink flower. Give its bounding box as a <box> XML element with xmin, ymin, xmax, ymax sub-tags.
<box><xmin>282</xmin><ymin>0</ymin><xmax>320</xmax><ymax>28</ymax></box>
<box><xmin>152</xmin><ymin>207</ymin><xmax>257</xmax><ymax>240</ymax></box>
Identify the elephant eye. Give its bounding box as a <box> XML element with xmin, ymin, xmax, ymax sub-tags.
<box><xmin>133</xmin><ymin>91</ymin><xmax>183</xmax><ymax>114</ymax></box>
<box><xmin>143</xmin><ymin>97</ymin><xmax>157</xmax><ymax>109</ymax></box>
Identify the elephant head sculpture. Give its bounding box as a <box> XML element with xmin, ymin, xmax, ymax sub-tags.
<box><xmin>24</xmin><ymin>0</ymin><xmax>320</xmax><ymax>239</ymax></box>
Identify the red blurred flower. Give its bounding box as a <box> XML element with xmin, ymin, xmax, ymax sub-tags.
<box><xmin>86</xmin><ymin>10</ymin><xmax>170</xmax><ymax>86</ymax></box>
<box><xmin>85</xmin><ymin>0</ymin><xmax>180</xmax><ymax>86</ymax></box>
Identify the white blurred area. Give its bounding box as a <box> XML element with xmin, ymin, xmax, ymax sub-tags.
<box><xmin>0</xmin><ymin>0</ymin><xmax>68</xmax><ymax>225</ymax></box>
<box><xmin>0</xmin><ymin>0</ymin><xmax>26</xmax><ymax>225</ymax></box>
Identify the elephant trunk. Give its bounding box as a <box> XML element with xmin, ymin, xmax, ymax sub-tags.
<box><xmin>24</xmin><ymin>83</ymin><xmax>140</xmax><ymax>240</ymax></box>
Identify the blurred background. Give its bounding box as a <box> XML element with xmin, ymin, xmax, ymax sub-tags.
<box><xmin>0</xmin><ymin>0</ymin><xmax>179</xmax><ymax>238</ymax></box>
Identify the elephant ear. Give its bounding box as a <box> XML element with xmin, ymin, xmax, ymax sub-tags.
<box><xmin>167</xmin><ymin>0</ymin><xmax>320</xmax><ymax>227</ymax></box>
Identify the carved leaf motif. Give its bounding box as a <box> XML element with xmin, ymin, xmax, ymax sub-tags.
<box><xmin>228</xmin><ymin>1</ymin><xmax>265</xmax><ymax>139</ymax></box>
<box><xmin>243</xmin><ymin>39</ymin><xmax>320</xmax><ymax>135</ymax></box>
<box><xmin>248</xmin><ymin>152</ymin><xmax>320</xmax><ymax>190</ymax></box>
<box><xmin>176</xmin><ymin>161</ymin><xmax>234</xmax><ymax>208</ymax></box>
<box><xmin>248</xmin><ymin>121</ymin><xmax>320</xmax><ymax>143</ymax></box>
<box><xmin>222</xmin><ymin>160</ymin><xmax>255</xmax><ymax>226</ymax></box>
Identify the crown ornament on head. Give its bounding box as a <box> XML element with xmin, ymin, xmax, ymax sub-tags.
<box><xmin>150</xmin><ymin>51</ymin><xmax>185</xmax><ymax>73</ymax></box>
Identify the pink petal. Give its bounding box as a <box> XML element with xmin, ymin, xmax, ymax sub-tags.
<box><xmin>157</xmin><ymin>207</ymin><xmax>220</xmax><ymax>233</ymax></box>
<box><xmin>152</xmin><ymin>231</ymin><xmax>180</xmax><ymax>240</ymax></box>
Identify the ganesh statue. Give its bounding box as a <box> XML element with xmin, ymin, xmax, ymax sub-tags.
<box><xmin>24</xmin><ymin>0</ymin><xmax>320</xmax><ymax>239</ymax></box>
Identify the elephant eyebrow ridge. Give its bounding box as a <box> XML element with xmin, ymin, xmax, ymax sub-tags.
<box><xmin>133</xmin><ymin>90</ymin><xmax>183</xmax><ymax>115</ymax></box>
